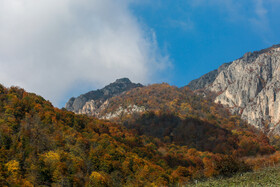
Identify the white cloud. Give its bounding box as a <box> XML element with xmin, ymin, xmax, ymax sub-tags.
<box><xmin>0</xmin><ymin>0</ymin><xmax>171</xmax><ymax>106</ymax></box>
<box><xmin>249</xmin><ymin>0</ymin><xmax>269</xmax><ymax>32</ymax></box>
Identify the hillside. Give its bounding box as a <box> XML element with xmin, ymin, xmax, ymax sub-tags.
<box><xmin>2</xmin><ymin>84</ymin><xmax>272</xmax><ymax>186</ymax></box>
<box><xmin>85</xmin><ymin>83</ymin><xmax>274</xmax><ymax>156</ymax></box>
<box><xmin>188</xmin><ymin>44</ymin><xmax>280</xmax><ymax>134</ymax></box>
<box><xmin>1</xmin><ymin>83</ymin><xmax>279</xmax><ymax>186</ymax></box>
<box><xmin>188</xmin><ymin>164</ymin><xmax>280</xmax><ymax>187</ymax></box>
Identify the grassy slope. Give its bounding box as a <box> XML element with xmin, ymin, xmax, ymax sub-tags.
<box><xmin>187</xmin><ymin>166</ymin><xmax>280</xmax><ymax>187</ymax></box>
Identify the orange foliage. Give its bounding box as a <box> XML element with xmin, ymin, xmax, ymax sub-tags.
<box><xmin>0</xmin><ymin>84</ymin><xmax>278</xmax><ymax>186</ymax></box>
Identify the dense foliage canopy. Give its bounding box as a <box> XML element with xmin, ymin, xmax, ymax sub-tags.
<box><xmin>103</xmin><ymin>84</ymin><xmax>275</xmax><ymax>156</ymax></box>
<box><xmin>0</xmin><ymin>84</ymin><xmax>277</xmax><ymax>186</ymax></box>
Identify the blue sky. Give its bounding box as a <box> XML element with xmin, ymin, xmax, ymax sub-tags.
<box><xmin>131</xmin><ymin>0</ymin><xmax>280</xmax><ymax>86</ymax></box>
<box><xmin>0</xmin><ymin>0</ymin><xmax>280</xmax><ymax>107</ymax></box>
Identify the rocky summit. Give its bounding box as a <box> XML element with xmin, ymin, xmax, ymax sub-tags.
<box><xmin>65</xmin><ymin>78</ymin><xmax>143</xmax><ymax>116</ymax></box>
<box><xmin>188</xmin><ymin>44</ymin><xmax>280</xmax><ymax>134</ymax></box>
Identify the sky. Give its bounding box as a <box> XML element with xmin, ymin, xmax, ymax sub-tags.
<box><xmin>0</xmin><ymin>0</ymin><xmax>280</xmax><ymax>107</ymax></box>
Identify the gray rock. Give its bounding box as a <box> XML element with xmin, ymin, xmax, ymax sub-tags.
<box><xmin>65</xmin><ymin>78</ymin><xmax>143</xmax><ymax>116</ymax></box>
<box><xmin>188</xmin><ymin>62</ymin><xmax>232</xmax><ymax>90</ymax></box>
<box><xmin>193</xmin><ymin>44</ymin><xmax>280</xmax><ymax>134</ymax></box>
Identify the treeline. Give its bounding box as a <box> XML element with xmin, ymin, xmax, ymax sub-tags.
<box><xmin>0</xmin><ymin>84</ymin><xmax>277</xmax><ymax>186</ymax></box>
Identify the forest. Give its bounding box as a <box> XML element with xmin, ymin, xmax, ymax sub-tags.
<box><xmin>0</xmin><ymin>84</ymin><xmax>279</xmax><ymax>186</ymax></box>
<box><xmin>102</xmin><ymin>84</ymin><xmax>276</xmax><ymax>156</ymax></box>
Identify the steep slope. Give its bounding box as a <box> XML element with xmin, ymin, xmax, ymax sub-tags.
<box><xmin>80</xmin><ymin>83</ymin><xmax>275</xmax><ymax>155</ymax></box>
<box><xmin>65</xmin><ymin>78</ymin><xmax>142</xmax><ymax>115</ymax></box>
<box><xmin>188</xmin><ymin>44</ymin><xmax>280</xmax><ymax>134</ymax></box>
<box><xmin>1</xmin><ymin>84</ymin><xmax>267</xmax><ymax>186</ymax></box>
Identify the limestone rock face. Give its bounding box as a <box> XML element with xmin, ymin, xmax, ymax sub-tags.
<box><xmin>101</xmin><ymin>105</ymin><xmax>146</xmax><ymax>120</ymax></box>
<box><xmin>188</xmin><ymin>62</ymin><xmax>232</xmax><ymax>90</ymax></box>
<box><xmin>65</xmin><ymin>78</ymin><xmax>143</xmax><ymax>117</ymax></box>
<box><xmin>189</xmin><ymin>44</ymin><xmax>280</xmax><ymax>133</ymax></box>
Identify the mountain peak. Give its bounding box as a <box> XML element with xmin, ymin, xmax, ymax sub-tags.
<box><xmin>257</xmin><ymin>44</ymin><xmax>280</xmax><ymax>54</ymax></box>
<box><xmin>65</xmin><ymin>78</ymin><xmax>143</xmax><ymax>114</ymax></box>
<box><xmin>241</xmin><ymin>44</ymin><xmax>280</xmax><ymax>61</ymax></box>
<box><xmin>188</xmin><ymin>43</ymin><xmax>280</xmax><ymax>134</ymax></box>
<box><xmin>188</xmin><ymin>44</ymin><xmax>280</xmax><ymax>91</ymax></box>
<box><xmin>114</xmin><ymin>78</ymin><xmax>132</xmax><ymax>84</ymax></box>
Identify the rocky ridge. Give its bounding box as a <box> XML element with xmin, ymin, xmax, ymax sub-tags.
<box><xmin>188</xmin><ymin>62</ymin><xmax>232</xmax><ymax>90</ymax></box>
<box><xmin>65</xmin><ymin>78</ymin><xmax>143</xmax><ymax>116</ymax></box>
<box><xmin>188</xmin><ymin>44</ymin><xmax>280</xmax><ymax>133</ymax></box>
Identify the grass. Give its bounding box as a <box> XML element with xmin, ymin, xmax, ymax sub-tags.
<box><xmin>186</xmin><ymin>166</ymin><xmax>280</xmax><ymax>187</ymax></box>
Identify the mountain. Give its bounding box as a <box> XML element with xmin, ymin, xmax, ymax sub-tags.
<box><xmin>1</xmin><ymin>66</ymin><xmax>280</xmax><ymax>185</ymax></box>
<box><xmin>188</xmin><ymin>44</ymin><xmax>280</xmax><ymax>134</ymax></box>
<box><xmin>65</xmin><ymin>78</ymin><xmax>143</xmax><ymax>116</ymax></box>
<box><xmin>1</xmin><ymin>84</ymin><xmax>271</xmax><ymax>186</ymax></box>
<box><xmin>0</xmin><ymin>84</ymin><xmax>180</xmax><ymax>186</ymax></box>
<box><xmin>66</xmin><ymin>82</ymin><xmax>275</xmax><ymax>155</ymax></box>
<box><xmin>188</xmin><ymin>62</ymin><xmax>232</xmax><ymax>90</ymax></box>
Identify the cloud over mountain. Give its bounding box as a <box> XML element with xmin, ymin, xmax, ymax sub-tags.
<box><xmin>0</xmin><ymin>0</ymin><xmax>171</xmax><ymax>106</ymax></box>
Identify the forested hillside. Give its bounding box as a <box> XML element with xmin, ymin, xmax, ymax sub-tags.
<box><xmin>99</xmin><ymin>84</ymin><xmax>275</xmax><ymax>156</ymax></box>
<box><xmin>0</xmin><ymin>84</ymin><xmax>278</xmax><ymax>186</ymax></box>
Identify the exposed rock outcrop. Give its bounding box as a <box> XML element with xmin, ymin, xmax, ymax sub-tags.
<box><xmin>188</xmin><ymin>62</ymin><xmax>232</xmax><ymax>90</ymax></box>
<box><xmin>188</xmin><ymin>44</ymin><xmax>280</xmax><ymax>133</ymax></box>
<box><xmin>101</xmin><ymin>105</ymin><xmax>146</xmax><ymax>120</ymax></box>
<box><xmin>65</xmin><ymin>78</ymin><xmax>143</xmax><ymax>116</ymax></box>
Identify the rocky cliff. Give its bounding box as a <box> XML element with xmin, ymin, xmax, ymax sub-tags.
<box><xmin>65</xmin><ymin>78</ymin><xmax>143</xmax><ymax>116</ymax></box>
<box><xmin>188</xmin><ymin>44</ymin><xmax>280</xmax><ymax>133</ymax></box>
<box><xmin>188</xmin><ymin>62</ymin><xmax>232</xmax><ymax>90</ymax></box>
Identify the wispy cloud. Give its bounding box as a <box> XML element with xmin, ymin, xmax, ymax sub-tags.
<box><xmin>248</xmin><ymin>0</ymin><xmax>271</xmax><ymax>43</ymax></box>
<box><xmin>189</xmin><ymin>0</ymin><xmax>277</xmax><ymax>42</ymax></box>
<box><xmin>168</xmin><ymin>18</ymin><xmax>195</xmax><ymax>31</ymax></box>
<box><xmin>0</xmin><ymin>0</ymin><xmax>171</xmax><ymax>106</ymax></box>
<box><xmin>190</xmin><ymin>0</ymin><xmax>242</xmax><ymax>20</ymax></box>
